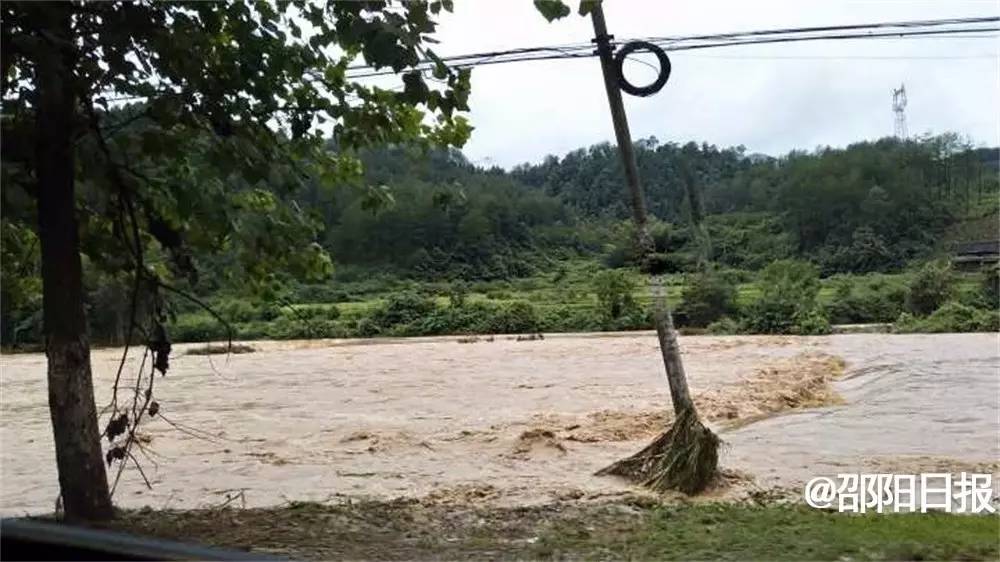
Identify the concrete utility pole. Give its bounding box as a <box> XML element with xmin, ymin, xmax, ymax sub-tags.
<box><xmin>589</xmin><ymin>6</ymin><xmax>651</xmax><ymax>240</ymax></box>
<box><xmin>589</xmin><ymin>3</ymin><xmax>695</xmax><ymax>420</ymax></box>
<box><xmin>589</xmin><ymin>3</ymin><xmax>717</xmax><ymax>494</ymax></box>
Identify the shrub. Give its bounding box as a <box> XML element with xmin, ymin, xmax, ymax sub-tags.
<box><xmin>371</xmin><ymin>292</ymin><xmax>435</xmax><ymax>329</ymax></box>
<box><xmin>679</xmin><ymin>271</ymin><xmax>737</xmax><ymax>327</ymax></box>
<box><xmin>741</xmin><ymin>260</ymin><xmax>829</xmax><ymax>334</ymax></box>
<box><xmin>592</xmin><ymin>269</ymin><xmax>639</xmax><ymax>320</ymax></box>
<box><xmin>410</xmin><ymin>301</ymin><xmax>542</xmax><ymax>335</ymax></box>
<box><xmin>706</xmin><ymin>316</ymin><xmax>740</xmax><ymax>335</ymax></box>
<box><xmin>603</xmin><ymin>245</ymin><xmax>629</xmax><ymax>269</ymax></box>
<box><xmin>825</xmin><ymin>275</ymin><xmax>907</xmax><ymax>324</ymax></box>
<box><xmin>482</xmin><ymin>301</ymin><xmax>540</xmax><ymax>334</ymax></box>
<box><xmin>906</xmin><ymin>261</ymin><xmax>954</xmax><ymax>316</ymax></box>
<box><xmin>409</xmin><ymin>302</ymin><xmax>492</xmax><ymax>335</ymax></box>
<box><xmin>791</xmin><ymin>307</ymin><xmax>832</xmax><ymax>335</ymax></box>
<box><xmin>447</xmin><ymin>282</ymin><xmax>469</xmax><ymax>308</ymax></box>
<box><xmin>538</xmin><ymin>305</ymin><xmax>603</xmax><ymax>333</ymax></box>
<box><xmin>170</xmin><ymin>314</ymin><xmax>230</xmax><ymax>342</ymax></box>
<box><xmin>895</xmin><ymin>301</ymin><xmax>998</xmax><ymax>333</ymax></box>
<box><xmin>643</xmin><ymin>252</ymin><xmax>694</xmax><ymax>275</ymax></box>
<box><xmin>215</xmin><ymin>299</ymin><xmax>261</xmax><ymax>323</ymax></box>
<box><xmin>291</xmin><ymin>284</ymin><xmax>354</xmax><ymax>303</ymax></box>
<box><xmin>892</xmin><ymin>312</ymin><xmax>918</xmax><ymax>332</ymax></box>
<box><xmin>355</xmin><ymin>317</ymin><xmax>381</xmax><ymax>338</ymax></box>
<box><xmin>284</xmin><ymin>305</ymin><xmax>340</xmax><ymax>322</ymax></box>
<box><xmin>819</xmin><ymin>226</ymin><xmax>895</xmax><ymax>274</ymax></box>
<box><xmin>981</xmin><ymin>264</ymin><xmax>999</xmax><ymax>309</ymax></box>
<box><xmin>258</xmin><ymin>304</ymin><xmax>281</xmax><ymax>321</ymax></box>
<box><xmin>235</xmin><ymin>322</ymin><xmax>268</xmax><ymax>340</ymax></box>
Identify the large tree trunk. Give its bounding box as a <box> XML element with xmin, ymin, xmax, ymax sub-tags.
<box><xmin>34</xmin><ymin>4</ymin><xmax>114</xmax><ymax>521</ymax></box>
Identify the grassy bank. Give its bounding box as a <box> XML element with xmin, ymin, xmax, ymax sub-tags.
<box><xmin>101</xmin><ymin>500</ymin><xmax>1000</xmax><ymax>561</ymax></box>
<box><xmin>162</xmin><ymin>259</ymin><xmax>994</xmax><ymax>343</ymax></box>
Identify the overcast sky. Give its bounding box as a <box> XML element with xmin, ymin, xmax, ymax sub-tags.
<box><xmin>371</xmin><ymin>1</ymin><xmax>1000</xmax><ymax>168</ymax></box>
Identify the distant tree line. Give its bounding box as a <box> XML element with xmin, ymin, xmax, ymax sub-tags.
<box><xmin>3</xmin><ymin>133</ymin><xmax>997</xmax><ymax>345</ymax></box>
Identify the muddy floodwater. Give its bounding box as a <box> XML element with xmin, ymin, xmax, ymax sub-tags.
<box><xmin>1</xmin><ymin>333</ymin><xmax>997</xmax><ymax>515</ymax></box>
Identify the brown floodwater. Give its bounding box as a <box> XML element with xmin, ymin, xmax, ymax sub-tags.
<box><xmin>1</xmin><ymin>333</ymin><xmax>997</xmax><ymax>515</ymax></box>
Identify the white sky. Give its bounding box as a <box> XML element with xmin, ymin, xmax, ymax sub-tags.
<box><xmin>377</xmin><ymin>0</ymin><xmax>1000</xmax><ymax>168</ymax></box>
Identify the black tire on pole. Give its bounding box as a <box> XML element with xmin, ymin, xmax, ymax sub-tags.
<box><xmin>614</xmin><ymin>41</ymin><xmax>671</xmax><ymax>97</ymax></box>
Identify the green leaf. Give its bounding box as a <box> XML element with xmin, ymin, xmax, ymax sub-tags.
<box><xmin>579</xmin><ymin>0</ymin><xmax>601</xmax><ymax>16</ymax></box>
<box><xmin>426</xmin><ymin>48</ymin><xmax>449</xmax><ymax>80</ymax></box>
<box><xmin>534</xmin><ymin>0</ymin><xmax>571</xmax><ymax>21</ymax></box>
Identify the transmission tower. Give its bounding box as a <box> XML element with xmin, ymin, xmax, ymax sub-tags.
<box><xmin>892</xmin><ymin>83</ymin><xmax>908</xmax><ymax>139</ymax></box>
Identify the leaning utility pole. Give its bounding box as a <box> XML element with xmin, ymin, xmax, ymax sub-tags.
<box><xmin>590</xmin><ymin>3</ymin><xmax>719</xmax><ymax>494</ymax></box>
<box><xmin>589</xmin><ymin>7</ymin><xmax>651</xmax><ymax>241</ymax></box>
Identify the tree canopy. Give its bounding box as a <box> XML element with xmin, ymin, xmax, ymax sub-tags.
<box><xmin>2</xmin><ymin>0</ymin><xmax>472</xmax><ymax>299</ymax></box>
<box><xmin>1</xmin><ymin>0</ymin><xmax>473</xmax><ymax>521</ymax></box>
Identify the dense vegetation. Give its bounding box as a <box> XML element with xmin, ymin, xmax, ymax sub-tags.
<box><xmin>3</xmin><ymin>134</ymin><xmax>998</xmax><ymax>346</ymax></box>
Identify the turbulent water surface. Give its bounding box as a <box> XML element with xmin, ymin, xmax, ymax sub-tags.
<box><xmin>1</xmin><ymin>333</ymin><xmax>997</xmax><ymax>515</ymax></box>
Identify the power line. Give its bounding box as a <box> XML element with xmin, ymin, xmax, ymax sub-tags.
<box><xmin>345</xmin><ymin>16</ymin><xmax>1000</xmax><ymax>79</ymax></box>
<box><xmin>673</xmin><ymin>53</ymin><xmax>996</xmax><ymax>60</ymax></box>
<box><xmin>631</xmin><ymin>15</ymin><xmax>1000</xmax><ymax>45</ymax></box>
<box><xmin>655</xmin><ymin>26</ymin><xmax>999</xmax><ymax>53</ymax></box>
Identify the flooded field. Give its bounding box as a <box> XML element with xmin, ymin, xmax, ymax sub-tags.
<box><xmin>1</xmin><ymin>333</ymin><xmax>997</xmax><ymax>516</ymax></box>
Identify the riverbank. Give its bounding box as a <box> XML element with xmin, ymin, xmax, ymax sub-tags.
<box><xmin>100</xmin><ymin>498</ymin><xmax>1000</xmax><ymax>561</ymax></box>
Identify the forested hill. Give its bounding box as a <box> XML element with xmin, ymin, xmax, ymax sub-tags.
<box><xmin>2</xmin><ymin>133</ymin><xmax>996</xmax><ymax>346</ymax></box>
<box><xmin>311</xmin><ymin>145</ymin><xmax>585</xmax><ymax>280</ymax></box>
<box><xmin>322</xmin><ymin>135</ymin><xmax>997</xmax><ymax>279</ymax></box>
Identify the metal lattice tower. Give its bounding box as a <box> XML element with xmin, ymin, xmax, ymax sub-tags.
<box><xmin>892</xmin><ymin>83</ymin><xmax>908</xmax><ymax>139</ymax></box>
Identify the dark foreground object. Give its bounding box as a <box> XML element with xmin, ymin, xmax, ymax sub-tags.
<box><xmin>0</xmin><ymin>518</ymin><xmax>279</xmax><ymax>561</ymax></box>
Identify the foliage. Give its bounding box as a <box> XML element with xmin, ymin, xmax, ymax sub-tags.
<box><xmin>537</xmin><ymin>304</ymin><xmax>605</xmax><ymax>333</ymax></box>
<box><xmin>5</xmin><ymin>131</ymin><xmax>998</xmax><ymax>346</ymax></box>
<box><xmin>790</xmin><ymin>308</ymin><xmax>832</xmax><ymax>335</ymax></box>
<box><xmin>369</xmin><ymin>296</ymin><xmax>542</xmax><ymax>336</ymax></box>
<box><xmin>742</xmin><ymin>260</ymin><xmax>830</xmax><ymax>334</ymax></box>
<box><xmin>290</xmin><ymin>284</ymin><xmax>355</xmax><ymax>304</ymax></box>
<box><xmin>825</xmin><ymin>274</ymin><xmax>908</xmax><ymax>324</ymax></box>
<box><xmin>514</xmin><ymin>136</ymin><xmax>997</xmax><ymax>275</ymax></box>
<box><xmin>981</xmin><ymin>264</ymin><xmax>999</xmax><ymax>308</ymax></box>
<box><xmin>906</xmin><ymin>261</ymin><xmax>955</xmax><ymax>316</ymax></box>
<box><xmin>447</xmin><ymin>281</ymin><xmax>469</xmax><ymax>308</ymax></box>
<box><xmin>215</xmin><ymin>299</ymin><xmax>263</xmax><ymax>324</ymax></box>
<box><xmin>678</xmin><ymin>271</ymin><xmax>737</xmax><ymax>327</ymax></box>
<box><xmin>371</xmin><ymin>292</ymin><xmax>436</xmax><ymax>331</ymax></box>
<box><xmin>170</xmin><ymin>313</ymin><xmax>229</xmax><ymax>343</ymax></box>
<box><xmin>312</xmin><ymin>146</ymin><xmax>580</xmax><ymax>281</ymax></box>
<box><xmin>149</xmin><ymin>264</ymin><xmax>1000</xmax><ymax>342</ymax></box>
<box><xmin>818</xmin><ymin>225</ymin><xmax>896</xmax><ymax>274</ymax></box>
<box><xmin>0</xmin><ymin>221</ymin><xmax>42</xmax><ymax>345</ymax></box>
<box><xmin>895</xmin><ymin>301</ymin><xmax>998</xmax><ymax>333</ymax></box>
<box><xmin>2</xmin><ymin>0</ymin><xmax>474</xmax><ymax>329</ymax></box>
<box><xmin>706</xmin><ymin>316</ymin><xmax>740</xmax><ymax>335</ymax></box>
<box><xmin>591</xmin><ymin>269</ymin><xmax>639</xmax><ymax>321</ymax></box>
<box><xmin>2</xmin><ymin>0</ymin><xmax>478</xmax><ymax>520</ymax></box>
<box><xmin>480</xmin><ymin>301</ymin><xmax>541</xmax><ymax>334</ymax></box>
<box><xmin>705</xmin><ymin>213</ymin><xmax>795</xmax><ymax>271</ymax></box>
